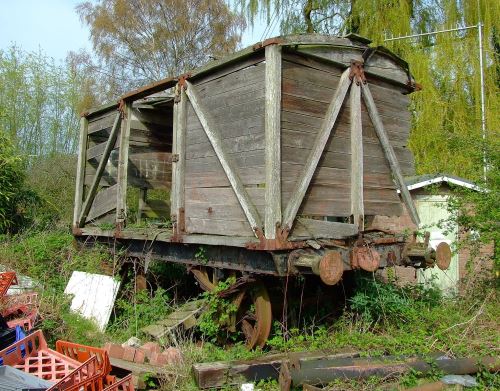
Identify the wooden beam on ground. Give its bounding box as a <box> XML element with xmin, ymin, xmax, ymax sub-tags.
<box><xmin>171</xmin><ymin>86</ymin><xmax>187</xmax><ymax>233</ymax></box>
<box><xmin>116</xmin><ymin>103</ymin><xmax>132</xmax><ymax>226</ymax></box>
<box><xmin>264</xmin><ymin>44</ymin><xmax>282</xmax><ymax>239</ymax></box>
<box><xmin>350</xmin><ymin>82</ymin><xmax>364</xmax><ymax>230</ymax></box>
<box><xmin>73</xmin><ymin>116</ymin><xmax>89</xmax><ymax>227</ymax></box>
<box><xmin>361</xmin><ymin>83</ymin><xmax>420</xmax><ymax>225</ymax></box>
<box><xmin>192</xmin><ymin>350</ymin><xmax>360</xmax><ymax>389</ymax></box>
<box><xmin>78</xmin><ymin>113</ymin><xmax>121</xmax><ymax>227</ymax></box>
<box><xmin>282</xmin><ymin>69</ymin><xmax>352</xmax><ymax>230</ymax></box>
<box><xmin>185</xmin><ymin>80</ymin><xmax>263</xmax><ymax>236</ymax></box>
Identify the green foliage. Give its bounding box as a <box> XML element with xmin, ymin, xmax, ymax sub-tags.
<box><xmin>0</xmin><ymin>131</ymin><xmax>39</xmax><ymax>233</ymax></box>
<box><xmin>107</xmin><ymin>284</ymin><xmax>172</xmax><ymax>341</ymax></box>
<box><xmin>0</xmin><ymin>45</ymin><xmax>90</xmax><ymax>156</ymax></box>
<box><xmin>349</xmin><ymin>273</ymin><xmax>442</xmax><ymax>327</ymax></box>
<box><xmin>198</xmin><ymin>277</ymin><xmax>239</xmax><ymax>342</ymax></box>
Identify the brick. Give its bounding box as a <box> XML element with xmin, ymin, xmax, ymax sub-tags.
<box><xmin>104</xmin><ymin>342</ymin><xmax>124</xmax><ymax>359</ymax></box>
<box><xmin>140</xmin><ymin>342</ymin><xmax>161</xmax><ymax>359</ymax></box>
<box><xmin>134</xmin><ymin>348</ymin><xmax>146</xmax><ymax>364</ymax></box>
<box><xmin>122</xmin><ymin>346</ymin><xmax>136</xmax><ymax>362</ymax></box>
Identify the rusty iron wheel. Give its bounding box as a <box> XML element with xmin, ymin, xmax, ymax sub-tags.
<box><xmin>190</xmin><ymin>267</ymin><xmax>272</xmax><ymax>349</ymax></box>
<box><xmin>191</xmin><ymin>266</ymin><xmax>221</xmax><ymax>292</ymax></box>
<box><xmin>236</xmin><ymin>281</ymin><xmax>272</xmax><ymax>349</ymax></box>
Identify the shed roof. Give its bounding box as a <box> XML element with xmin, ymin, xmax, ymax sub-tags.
<box><xmin>404</xmin><ymin>174</ymin><xmax>481</xmax><ymax>192</ymax></box>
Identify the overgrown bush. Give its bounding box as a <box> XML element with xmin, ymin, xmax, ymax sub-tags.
<box><xmin>0</xmin><ymin>131</ymin><xmax>39</xmax><ymax>233</ymax></box>
<box><xmin>349</xmin><ymin>273</ymin><xmax>442</xmax><ymax>327</ymax></box>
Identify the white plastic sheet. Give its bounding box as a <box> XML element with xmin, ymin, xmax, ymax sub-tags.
<box><xmin>64</xmin><ymin>271</ymin><xmax>120</xmax><ymax>331</ymax></box>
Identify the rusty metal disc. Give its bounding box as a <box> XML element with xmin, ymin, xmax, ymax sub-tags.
<box><xmin>318</xmin><ymin>251</ymin><xmax>343</xmax><ymax>285</ymax></box>
<box><xmin>351</xmin><ymin>247</ymin><xmax>381</xmax><ymax>272</ymax></box>
<box><xmin>191</xmin><ymin>266</ymin><xmax>218</xmax><ymax>292</ymax></box>
<box><xmin>435</xmin><ymin>242</ymin><xmax>452</xmax><ymax>270</ymax></box>
<box><xmin>238</xmin><ymin>282</ymin><xmax>272</xmax><ymax>349</ymax></box>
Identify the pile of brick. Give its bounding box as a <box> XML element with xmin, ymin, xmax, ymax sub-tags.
<box><xmin>104</xmin><ymin>341</ymin><xmax>182</xmax><ymax>367</ymax></box>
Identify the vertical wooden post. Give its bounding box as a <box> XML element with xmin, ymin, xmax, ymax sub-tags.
<box><xmin>73</xmin><ymin>116</ymin><xmax>89</xmax><ymax>227</ymax></box>
<box><xmin>170</xmin><ymin>86</ymin><xmax>179</xmax><ymax>222</ymax></box>
<box><xmin>350</xmin><ymin>82</ymin><xmax>364</xmax><ymax>230</ymax></box>
<box><xmin>116</xmin><ymin>102</ymin><xmax>132</xmax><ymax>227</ymax></box>
<box><xmin>171</xmin><ymin>86</ymin><xmax>187</xmax><ymax>234</ymax></box>
<box><xmin>264</xmin><ymin>44</ymin><xmax>282</xmax><ymax>239</ymax></box>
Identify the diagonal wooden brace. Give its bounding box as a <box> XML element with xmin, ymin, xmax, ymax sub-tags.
<box><xmin>78</xmin><ymin>112</ymin><xmax>121</xmax><ymax>227</ymax></box>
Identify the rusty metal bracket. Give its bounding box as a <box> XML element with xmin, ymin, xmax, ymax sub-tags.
<box><xmin>171</xmin><ymin>153</ymin><xmax>179</xmax><ymax>162</ymax></box>
<box><xmin>349</xmin><ymin>59</ymin><xmax>366</xmax><ymax>85</ymax></box>
<box><xmin>252</xmin><ymin>38</ymin><xmax>283</xmax><ymax>51</ymax></box>
<box><xmin>247</xmin><ymin>226</ymin><xmax>305</xmax><ymax>251</ymax></box>
<box><xmin>118</xmin><ymin>99</ymin><xmax>127</xmax><ymax>118</ymax></box>
<box><xmin>177</xmin><ymin>73</ymin><xmax>191</xmax><ymax>90</ymax></box>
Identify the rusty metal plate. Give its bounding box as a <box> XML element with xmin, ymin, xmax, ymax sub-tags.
<box><xmin>351</xmin><ymin>247</ymin><xmax>380</xmax><ymax>272</ymax></box>
<box><xmin>435</xmin><ymin>242</ymin><xmax>452</xmax><ymax>270</ymax></box>
<box><xmin>319</xmin><ymin>251</ymin><xmax>343</xmax><ymax>285</ymax></box>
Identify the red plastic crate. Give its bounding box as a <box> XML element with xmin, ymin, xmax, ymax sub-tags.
<box><xmin>3</xmin><ymin>292</ymin><xmax>39</xmax><ymax>332</ymax></box>
<box><xmin>56</xmin><ymin>340</ymin><xmax>115</xmax><ymax>384</ymax></box>
<box><xmin>103</xmin><ymin>374</ymin><xmax>134</xmax><ymax>391</ymax></box>
<box><xmin>0</xmin><ymin>329</ymin><xmax>81</xmax><ymax>382</ymax></box>
<box><xmin>0</xmin><ymin>272</ymin><xmax>17</xmax><ymax>297</ymax></box>
<box><xmin>47</xmin><ymin>355</ymin><xmax>105</xmax><ymax>391</ymax></box>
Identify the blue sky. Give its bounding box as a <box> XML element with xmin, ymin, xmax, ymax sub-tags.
<box><xmin>0</xmin><ymin>0</ymin><xmax>280</xmax><ymax>62</ymax></box>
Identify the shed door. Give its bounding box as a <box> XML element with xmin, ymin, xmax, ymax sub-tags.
<box><xmin>416</xmin><ymin>195</ymin><xmax>459</xmax><ymax>295</ymax></box>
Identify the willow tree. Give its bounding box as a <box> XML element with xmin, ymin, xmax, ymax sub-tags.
<box><xmin>77</xmin><ymin>0</ymin><xmax>245</xmax><ymax>92</ymax></box>
<box><xmin>238</xmin><ymin>0</ymin><xmax>499</xmax><ymax>183</ymax></box>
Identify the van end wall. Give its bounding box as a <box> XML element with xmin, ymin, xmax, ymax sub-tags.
<box><xmin>369</xmin><ymin>186</ymin><xmax>494</xmax><ymax>286</ymax></box>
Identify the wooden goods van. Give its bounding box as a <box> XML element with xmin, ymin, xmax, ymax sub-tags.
<box><xmin>72</xmin><ymin>34</ymin><xmax>451</xmax><ymax>348</ymax></box>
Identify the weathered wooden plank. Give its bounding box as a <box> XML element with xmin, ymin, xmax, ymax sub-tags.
<box><xmin>281</xmin><ymin>129</ymin><xmax>413</xmax><ymax>163</ymax></box>
<box><xmin>185</xmin><ymin>166</ymin><xmax>266</xmax><ymax>188</ymax></box>
<box><xmin>186</xmin><ymin>132</ymin><xmax>265</xmax><ymax>160</ymax></box>
<box><xmin>73</xmin><ymin>117</ymin><xmax>89</xmax><ymax>226</ymax></box>
<box><xmin>170</xmin><ymin>87</ymin><xmax>180</xmax><ymax>216</ymax></box>
<box><xmin>87</xmin><ymin>111</ymin><xmax>117</xmax><ymax>135</ymax></box>
<box><xmin>116</xmin><ymin>104</ymin><xmax>132</xmax><ymax>225</ymax></box>
<box><xmin>185</xmin><ymin>150</ymin><xmax>265</xmax><ymax>175</ymax></box>
<box><xmin>192</xmin><ymin>51</ymin><xmax>265</xmax><ymax>86</ymax></box>
<box><xmin>185</xmin><ymin>80</ymin><xmax>264</xmax><ymax>235</ymax></box>
<box><xmin>187</xmin><ymin>115</ymin><xmax>265</xmax><ymax>146</ymax></box>
<box><xmin>291</xmin><ymin>218</ymin><xmax>358</xmax><ymax>239</ymax></box>
<box><xmin>185</xmin><ymin>187</ymin><xmax>265</xmax><ymax>207</ymax></box>
<box><xmin>281</xmin><ymin>110</ymin><xmax>409</xmax><ymax>146</ymax></box>
<box><xmin>87</xmin><ymin>140</ymin><xmax>119</xmax><ymax>161</ymax></box>
<box><xmin>264</xmin><ymin>44</ymin><xmax>282</xmax><ymax>239</ymax></box>
<box><xmin>195</xmin><ymin>61</ymin><xmax>265</xmax><ymax>99</ymax></box>
<box><xmin>186</xmin><ymin>202</ymin><xmax>250</xmax><ymax>222</ymax></box>
<box><xmin>86</xmin><ymin>184</ymin><xmax>118</xmax><ymax>222</ymax></box>
<box><xmin>78</xmin><ymin>112</ymin><xmax>121</xmax><ymax>227</ymax></box>
<box><xmin>350</xmin><ymin>82</ymin><xmax>364</xmax><ymax>230</ymax></box>
<box><xmin>282</xmin><ymin>68</ymin><xmax>351</xmax><ymax>230</ymax></box>
<box><xmin>282</xmin><ymin>75</ymin><xmax>410</xmax><ymax>121</ymax></box>
<box><xmin>361</xmin><ymin>83</ymin><xmax>419</xmax><ymax>225</ymax></box>
<box><xmin>186</xmin><ymin>217</ymin><xmax>255</xmax><ymax>237</ymax></box>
